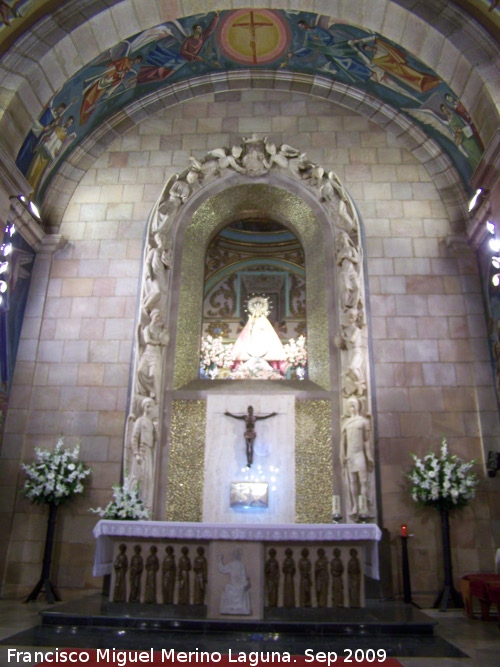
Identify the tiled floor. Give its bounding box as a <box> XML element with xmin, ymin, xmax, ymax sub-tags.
<box><xmin>0</xmin><ymin>597</ymin><xmax>497</xmax><ymax>666</ymax></box>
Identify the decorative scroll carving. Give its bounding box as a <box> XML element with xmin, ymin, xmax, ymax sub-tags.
<box><xmin>125</xmin><ymin>135</ymin><xmax>374</xmax><ymax>520</ymax></box>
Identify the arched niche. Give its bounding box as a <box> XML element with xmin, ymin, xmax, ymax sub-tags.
<box><xmin>171</xmin><ymin>179</ymin><xmax>332</xmax><ymax>392</ymax></box>
<box><xmin>200</xmin><ymin>216</ymin><xmax>307</xmax><ymax>379</ymax></box>
<box><xmin>127</xmin><ymin>138</ymin><xmax>375</xmax><ymax>526</ymax></box>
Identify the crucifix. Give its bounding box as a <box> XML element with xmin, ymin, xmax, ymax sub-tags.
<box><xmin>224</xmin><ymin>405</ymin><xmax>277</xmax><ymax>467</ymax></box>
<box><xmin>230</xmin><ymin>10</ymin><xmax>275</xmax><ymax>64</ymax></box>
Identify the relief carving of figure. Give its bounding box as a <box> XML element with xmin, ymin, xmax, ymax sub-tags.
<box><xmin>193</xmin><ymin>546</ymin><xmax>208</xmax><ymax>605</ymax></box>
<box><xmin>298</xmin><ymin>547</ymin><xmax>312</xmax><ymax>608</ymax></box>
<box><xmin>137</xmin><ymin>309</ymin><xmax>169</xmax><ymax>400</ymax></box>
<box><xmin>341</xmin><ymin>397</ymin><xmax>374</xmax><ymax>521</ymax></box>
<box><xmin>113</xmin><ymin>544</ymin><xmax>128</xmax><ymax>603</ymax></box>
<box><xmin>129</xmin><ymin>545</ymin><xmax>143</xmax><ymax>603</ymax></box>
<box><xmin>331</xmin><ymin>548</ymin><xmax>344</xmax><ymax>608</ymax></box>
<box><xmin>162</xmin><ymin>546</ymin><xmax>176</xmax><ymax>604</ymax></box>
<box><xmin>143</xmin><ymin>233</ymin><xmax>172</xmax><ymax>315</ymax></box>
<box><xmin>264</xmin><ymin>548</ymin><xmax>280</xmax><ymax>608</ymax></box>
<box><xmin>144</xmin><ymin>545</ymin><xmax>159</xmax><ymax>604</ymax></box>
<box><xmin>282</xmin><ymin>548</ymin><xmax>296</xmax><ymax>608</ymax></box>
<box><xmin>334</xmin><ymin>308</ymin><xmax>366</xmax><ymax>397</ymax></box>
<box><xmin>314</xmin><ymin>548</ymin><xmax>329</xmax><ymax>608</ymax></box>
<box><xmin>218</xmin><ymin>549</ymin><xmax>251</xmax><ymax>615</ymax></box>
<box><xmin>348</xmin><ymin>548</ymin><xmax>361</xmax><ymax>608</ymax></box>
<box><xmin>129</xmin><ymin>397</ymin><xmax>157</xmax><ymax>512</ymax></box>
<box><xmin>336</xmin><ymin>231</ymin><xmax>361</xmax><ymax>311</ymax></box>
<box><xmin>177</xmin><ymin>546</ymin><xmax>191</xmax><ymax>605</ymax></box>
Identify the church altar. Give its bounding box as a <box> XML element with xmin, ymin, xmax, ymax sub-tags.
<box><xmin>93</xmin><ymin>520</ymin><xmax>382</xmax><ymax>618</ymax></box>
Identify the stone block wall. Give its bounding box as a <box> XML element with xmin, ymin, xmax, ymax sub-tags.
<box><xmin>1</xmin><ymin>89</ymin><xmax>498</xmax><ymax>604</ymax></box>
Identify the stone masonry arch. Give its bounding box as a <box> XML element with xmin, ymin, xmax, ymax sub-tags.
<box><xmin>125</xmin><ymin>135</ymin><xmax>377</xmax><ymax>524</ymax></box>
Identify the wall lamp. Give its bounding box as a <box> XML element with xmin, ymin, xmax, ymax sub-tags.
<box><xmin>9</xmin><ymin>194</ymin><xmax>41</xmax><ymax>222</ymax></box>
<box><xmin>469</xmin><ymin>188</ymin><xmax>488</xmax><ymax>213</ymax></box>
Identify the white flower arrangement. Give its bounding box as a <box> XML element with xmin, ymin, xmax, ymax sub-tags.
<box><xmin>200</xmin><ymin>335</ymin><xmax>234</xmax><ymax>378</ymax></box>
<box><xmin>407</xmin><ymin>436</ymin><xmax>479</xmax><ymax>511</ymax></box>
<box><xmin>90</xmin><ymin>475</ymin><xmax>150</xmax><ymax>520</ymax></box>
<box><xmin>21</xmin><ymin>437</ymin><xmax>91</xmax><ymax>506</ymax></box>
<box><xmin>283</xmin><ymin>335</ymin><xmax>307</xmax><ymax>368</ymax></box>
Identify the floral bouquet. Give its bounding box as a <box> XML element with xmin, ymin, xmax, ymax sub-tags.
<box><xmin>90</xmin><ymin>475</ymin><xmax>150</xmax><ymax>520</ymax></box>
<box><xmin>283</xmin><ymin>335</ymin><xmax>307</xmax><ymax>368</ymax></box>
<box><xmin>21</xmin><ymin>437</ymin><xmax>91</xmax><ymax>506</ymax></box>
<box><xmin>200</xmin><ymin>335</ymin><xmax>234</xmax><ymax>379</ymax></box>
<box><xmin>406</xmin><ymin>436</ymin><xmax>479</xmax><ymax>511</ymax></box>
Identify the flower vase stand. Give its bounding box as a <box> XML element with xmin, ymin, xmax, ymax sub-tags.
<box><xmin>25</xmin><ymin>503</ymin><xmax>61</xmax><ymax>604</ymax></box>
<box><xmin>433</xmin><ymin>508</ymin><xmax>463</xmax><ymax>612</ymax></box>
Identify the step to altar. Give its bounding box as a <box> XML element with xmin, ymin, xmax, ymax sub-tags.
<box><xmin>39</xmin><ymin>594</ymin><xmax>436</xmax><ymax>636</ymax></box>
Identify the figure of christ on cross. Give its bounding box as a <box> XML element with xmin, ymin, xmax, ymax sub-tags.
<box><xmin>224</xmin><ymin>405</ymin><xmax>277</xmax><ymax>467</ymax></box>
<box><xmin>231</xmin><ymin>11</ymin><xmax>275</xmax><ymax>64</ymax></box>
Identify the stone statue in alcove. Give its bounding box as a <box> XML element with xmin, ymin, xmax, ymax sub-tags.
<box><xmin>218</xmin><ymin>549</ymin><xmax>251</xmax><ymax>615</ymax></box>
<box><xmin>341</xmin><ymin>396</ymin><xmax>374</xmax><ymax>521</ymax></box>
<box><xmin>331</xmin><ymin>548</ymin><xmax>344</xmax><ymax>608</ymax></box>
<box><xmin>162</xmin><ymin>546</ymin><xmax>176</xmax><ymax>604</ymax></box>
<box><xmin>264</xmin><ymin>548</ymin><xmax>280</xmax><ymax>608</ymax></box>
<box><xmin>298</xmin><ymin>547</ymin><xmax>312</xmax><ymax>607</ymax></box>
<box><xmin>129</xmin><ymin>397</ymin><xmax>157</xmax><ymax>512</ymax></box>
<box><xmin>129</xmin><ymin>545</ymin><xmax>143</xmax><ymax>603</ymax></box>
<box><xmin>113</xmin><ymin>544</ymin><xmax>128</xmax><ymax>603</ymax></box>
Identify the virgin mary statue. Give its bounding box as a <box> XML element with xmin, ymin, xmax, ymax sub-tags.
<box><xmin>231</xmin><ymin>296</ymin><xmax>286</xmax><ymax>366</ymax></box>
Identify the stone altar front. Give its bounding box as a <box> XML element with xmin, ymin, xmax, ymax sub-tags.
<box><xmin>93</xmin><ymin>521</ymin><xmax>381</xmax><ymax>618</ymax></box>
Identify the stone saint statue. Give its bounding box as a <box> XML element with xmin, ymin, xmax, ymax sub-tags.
<box><xmin>282</xmin><ymin>548</ymin><xmax>296</xmax><ymax>608</ymax></box>
<box><xmin>177</xmin><ymin>546</ymin><xmax>191</xmax><ymax>605</ymax></box>
<box><xmin>314</xmin><ymin>548</ymin><xmax>329</xmax><ymax>608</ymax></box>
<box><xmin>218</xmin><ymin>549</ymin><xmax>251</xmax><ymax>615</ymax></box>
<box><xmin>298</xmin><ymin>547</ymin><xmax>312</xmax><ymax>608</ymax></box>
<box><xmin>129</xmin><ymin>545</ymin><xmax>143</xmax><ymax>603</ymax></box>
<box><xmin>162</xmin><ymin>546</ymin><xmax>176</xmax><ymax>604</ymax></box>
<box><xmin>130</xmin><ymin>397</ymin><xmax>157</xmax><ymax>512</ymax></box>
<box><xmin>331</xmin><ymin>548</ymin><xmax>345</xmax><ymax>608</ymax></box>
<box><xmin>348</xmin><ymin>548</ymin><xmax>361</xmax><ymax>608</ymax></box>
<box><xmin>341</xmin><ymin>396</ymin><xmax>374</xmax><ymax>521</ymax></box>
<box><xmin>193</xmin><ymin>546</ymin><xmax>208</xmax><ymax>605</ymax></box>
<box><xmin>224</xmin><ymin>405</ymin><xmax>277</xmax><ymax>467</ymax></box>
<box><xmin>144</xmin><ymin>545</ymin><xmax>159</xmax><ymax>604</ymax></box>
<box><xmin>143</xmin><ymin>233</ymin><xmax>172</xmax><ymax>315</ymax></box>
<box><xmin>113</xmin><ymin>543</ymin><xmax>128</xmax><ymax>602</ymax></box>
<box><xmin>137</xmin><ymin>309</ymin><xmax>169</xmax><ymax>400</ymax></box>
<box><xmin>264</xmin><ymin>548</ymin><xmax>280</xmax><ymax>608</ymax></box>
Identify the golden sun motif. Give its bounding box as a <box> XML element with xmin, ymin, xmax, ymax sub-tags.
<box><xmin>218</xmin><ymin>9</ymin><xmax>291</xmax><ymax>65</ymax></box>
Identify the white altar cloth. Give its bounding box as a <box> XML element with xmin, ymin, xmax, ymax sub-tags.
<box><xmin>93</xmin><ymin>520</ymin><xmax>382</xmax><ymax>579</ymax></box>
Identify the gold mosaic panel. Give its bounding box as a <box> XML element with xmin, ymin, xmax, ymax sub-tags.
<box><xmin>165</xmin><ymin>400</ymin><xmax>206</xmax><ymax>522</ymax></box>
<box><xmin>174</xmin><ymin>183</ymin><xmax>330</xmax><ymax>389</ymax></box>
<box><xmin>295</xmin><ymin>400</ymin><xmax>332</xmax><ymax>523</ymax></box>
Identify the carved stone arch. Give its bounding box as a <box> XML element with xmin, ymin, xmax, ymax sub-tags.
<box><xmin>126</xmin><ymin>137</ymin><xmax>377</xmax><ymax>524</ymax></box>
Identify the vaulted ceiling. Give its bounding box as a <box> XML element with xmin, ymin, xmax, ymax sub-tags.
<box><xmin>0</xmin><ymin>1</ymin><xmax>498</xmax><ymax>229</ymax></box>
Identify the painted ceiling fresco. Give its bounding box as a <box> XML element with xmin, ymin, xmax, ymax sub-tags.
<box><xmin>14</xmin><ymin>9</ymin><xmax>486</xmax><ymax>202</ymax></box>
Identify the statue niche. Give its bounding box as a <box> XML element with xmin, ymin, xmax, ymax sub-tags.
<box><xmin>200</xmin><ymin>219</ymin><xmax>307</xmax><ymax>381</ymax></box>
<box><xmin>124</xmin><ymin>135</ymin><xmax>377</xmax><ymax>525</ymax></box>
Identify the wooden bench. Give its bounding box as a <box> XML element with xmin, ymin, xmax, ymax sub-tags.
<box><xmin>461</xmin><ymin>574</ymin><xmax>500</xmax><ymax>620</ymax></box>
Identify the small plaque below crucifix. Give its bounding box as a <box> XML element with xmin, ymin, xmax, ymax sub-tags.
<box><xmin>230</xmin><ymin>482</ymin><xmax>269</xmax><ymax>508</ymax></box>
